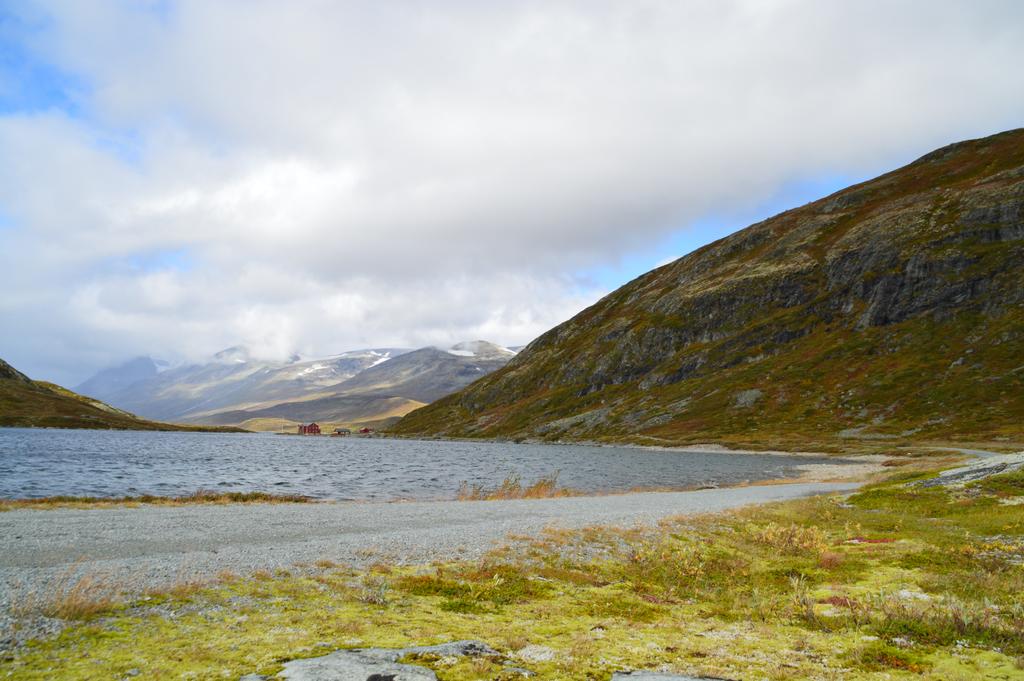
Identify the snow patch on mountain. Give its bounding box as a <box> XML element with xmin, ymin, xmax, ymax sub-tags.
<box><xmin>298</xmin><ymin>363</ymin><xmax>326</xmax><ymax>376</ymax></box>
<box><xmin>445</xmin><ymin>341</ymin><xmax>517</xmax><ymax>359</ymax></box>
<box><xmin>369</xmin><ymin>352</ymin><xmax>392</xmax><ymax>367</ymax></box>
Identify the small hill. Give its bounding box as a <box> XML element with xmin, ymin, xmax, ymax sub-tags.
<box><xmin>0</xmin><ymin>358</ymin><xmax>241</xmax><ymax>431</ymax></box>
<box><xmin>0</xmin><ymin>358</ymin><xmax>33</xmax><ymax>383</ymax></box>
<box><xmin>195</xmin><ymin>395</ymin><xmax>426</xmax><ymax>429</ymax></box>
<box><xmin>393</xmin><ymin>129</ymin><xmax>1024</xmax><ymax>448</ymax></box>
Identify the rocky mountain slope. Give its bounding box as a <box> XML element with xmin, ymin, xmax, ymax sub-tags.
<box><xmin>326</xmin><ymin>342</ymin><xmax>515</xmax><ymax>403</ymax></box>
<box><xmin>0</xmin><ymin>358</ymin><xmax>238</xmax><ymax>431</ymax></box>
<box><xmin>394</xmin><ymin>129</ymin><xmax>1024</xmax><ymax>448</ymax></box>
<box><xmin>191</xmin><ymin>342</ymin><xmax>517</xmax><ymax>428</ymax></box>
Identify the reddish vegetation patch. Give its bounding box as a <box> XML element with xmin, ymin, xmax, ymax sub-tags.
<box><xmin>818</xmin><ymin>551</ymin><xmax>844</xmax><ymax>569</ymax></box>
<box><xmin>874</xmin><ymin>652</ymin><xmax>926</xmax><ymax>673</ymax></box>
<box><xmin>819</xmin><ymin>595</ymin><xmax>858</xmax><ymax>608</ymax></box>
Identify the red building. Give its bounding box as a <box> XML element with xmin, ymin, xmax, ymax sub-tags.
<box><xmin>298</xmin><ymin>422</ymin><xmax>321</xmax><ymax>435</ymax></box>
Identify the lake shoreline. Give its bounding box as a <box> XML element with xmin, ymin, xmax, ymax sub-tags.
<box><xmin>0</xmin><ymin>480</ymin><xmax>861</xmax><ymax>651</ymax></box>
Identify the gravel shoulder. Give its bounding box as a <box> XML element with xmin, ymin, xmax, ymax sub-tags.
<box><xmin>0</xmin><ymin>482</ymin><xmax>857</xmax><ymax>597</ymax></box>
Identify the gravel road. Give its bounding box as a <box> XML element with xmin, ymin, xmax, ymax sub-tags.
<box><xmin>0</xmin><ymin>482</ymin><xmax>856</xmax><ymax>600</ymax></box>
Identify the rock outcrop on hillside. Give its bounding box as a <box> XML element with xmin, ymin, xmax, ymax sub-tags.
<box><xmin>394</xmin><ymin>129</ymin><xmax>1024</xmax><ymax>446</ymax></box>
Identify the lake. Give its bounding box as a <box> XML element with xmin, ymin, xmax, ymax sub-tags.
<box><xmin>0</xmin><ymin>428</ymin><xmax>846</xmax><ymax>501</ymax></box>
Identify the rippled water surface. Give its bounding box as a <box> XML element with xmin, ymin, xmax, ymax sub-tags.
<box><xmin>0</xmin><ymin>428</ymin><xmax>846</xmax><ymax>501</ymax></box>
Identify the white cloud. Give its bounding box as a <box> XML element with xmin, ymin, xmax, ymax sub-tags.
<box><xmin>1</xmin><ymin>0</ymin><xmax>1023</xmax><ymax>384</ymax></box>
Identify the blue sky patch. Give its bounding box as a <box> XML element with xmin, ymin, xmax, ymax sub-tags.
<box><xmin>580</xmin><ymin>172</ymin><xmax>864</xmax><ymax>293</ymax></box>
<box><xmin>124</xmin><ymin>247</ymin><xmax>196</xmax><ymax>274</ymax></box>
<box><xmin>0</xmin><ymin>7</ymin><xmax>88</xmax><ymax>117</ymax></box>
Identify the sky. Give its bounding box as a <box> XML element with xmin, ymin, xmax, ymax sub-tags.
<box><xmin>1</xmin><ymin>1</ymin><xmax>1022</xmax><ymax>387</ymax></box>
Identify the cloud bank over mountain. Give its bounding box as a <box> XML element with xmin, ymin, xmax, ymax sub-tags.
<box><xmin>1</xmin><ymin>1</ymin><xmax>1022</xmax><ymax>384</ymax></box>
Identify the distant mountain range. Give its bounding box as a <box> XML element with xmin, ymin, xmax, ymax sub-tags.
<box><xmin>76</xmin><ymin>341</ymin><xmax>517</xmax><ymax>430</ymax></box>
<box><xmin>0</xmin><ymin>357</ymin><xmax>239</xmax><ymax>431</ymax></box>
<box><xmin>394</xmin><ymin>129</ymin><xmax>1024</xmax><ymax>448</ymax></box>
<box><xmin>77</xmin><ymin>347</ymin><xmax>409</xmax><ymax>422</ymax></box>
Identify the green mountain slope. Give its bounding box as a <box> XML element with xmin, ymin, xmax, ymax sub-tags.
<box><xmin>394</xmin><ymin>129</ymin><xmax>1024</xmax><ymax>449</ymax></box>
<box><xmin>0</xmin><ymin>358</ymin><xmax>241</xmax><ymax>431</ymax></box>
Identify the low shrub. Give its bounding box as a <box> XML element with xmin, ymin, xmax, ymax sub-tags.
<box><xmin>749</xmin><ymin>522</ymin><xmax>829</xmax><ymax>555</ymax></box>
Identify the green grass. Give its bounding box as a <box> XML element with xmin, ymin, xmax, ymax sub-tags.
<box><xmin>4</xmin><ymin>465</ymin><xmax>1024</xmax><ymax>679</ymax></box>
<box><xmin>974</xmin><ymin>470</ymin><xmax>1024</xmax><ymax>497</ymax></box>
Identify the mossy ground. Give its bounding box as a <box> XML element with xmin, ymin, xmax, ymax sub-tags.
<box><xmin>4</xmin><ymin>468</ymin><xmax>1023</xmax><ymax>680</ymax></box>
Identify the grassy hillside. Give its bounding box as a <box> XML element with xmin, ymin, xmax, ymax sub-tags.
<box><xmin>394</xmin><ymin>129</ymin><xmax>1024</xmax><ymax>449</ymax></box>
<box><xmin>0</xmin><ymin>359</ymin><xmax>243</xmax><ymax>431</ymax></box>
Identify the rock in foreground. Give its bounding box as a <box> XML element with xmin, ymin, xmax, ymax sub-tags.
<box><xmin>258</xmin><ymin>640</ymin><xmax>499</xmax><ymax>680</ymax></box>
<box><xmin>611</xmin><ymin>674</ymin><xmax>731</xmax><ymax>680</ymax></box>
<box><xmin>251</xmin><ymin>640</ymin><xmax>728</xmax><ymax>681</ymax></box>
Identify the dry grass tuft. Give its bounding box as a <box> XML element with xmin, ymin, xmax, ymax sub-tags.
<box><xmin>8</xmin><ymin>560</ymin><xmax>263</xmax><ymax>624</ymax></box>
<box><xmin>10</xmin><ymin>563</ymin><xmax>124</xmax><ymax>620</ymax></box>
<box><xmin>818</xmin><ymin>550</ymin><xmax>845</xmax><ymax>569</ymax></box>
<box><xmin>336</xmin><ymin>619</ymin><xmax>365</xmax><ymax>635</ymax></box>
<box><xmin>356</xmin><ymin>576</ymin><xmax>391</xmax><ymax>605</ymax></box>
<box><xmin>0</xmin><ymin>489</ymin><xmax>314</xmax><ymax>511</ymax></box>
<box><xmin>749</xmin><ymin>521</ymin><xmax>829</xmax><ymax>555</ymax></box>
<box><xmin>160</xmin><ymin>580</ymin><xmax>207</xmax><ymax>600</ymax></box>
<box><xmin>501</xmin><ymin>634</ymin><xmax>530</xmax><ymax>652</ymax></box>
<box><xmin>456</xmin><ymin>472</ymin><xmax>575</xmax><ymax>501</ymax></box>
